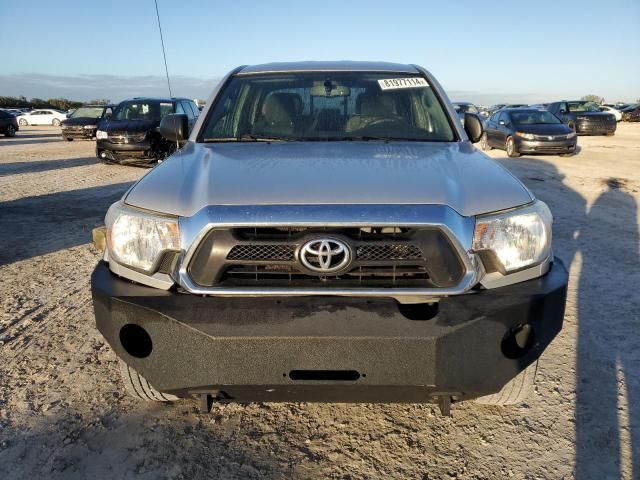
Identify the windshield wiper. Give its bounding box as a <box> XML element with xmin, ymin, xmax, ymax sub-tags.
<box><xmin>203</xmin><ymin>134</ymin><xmax>288</xmax><ymax>143</ymax></box>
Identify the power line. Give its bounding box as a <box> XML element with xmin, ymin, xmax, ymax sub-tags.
<box><xmin>154</xmin><ymin>0</ymin><xmax>172</xmax><ymax>97</ymax></box>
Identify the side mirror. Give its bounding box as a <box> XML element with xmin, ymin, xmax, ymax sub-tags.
<box><xmin>559</xmin><ymin>109</ymin><xmax>567</xmax><ymax>114</ymax></box>
<box><xmin>464</xmin><ymin>113</ymin><xmax>483</xmax><ymax>143</ymax></box>
<box><xmin>104</xmin><ymin>113</ymin><xmax>112</xmax><ymax>120</ymax></box>
<box><xmin>159</xmin><ymin>114</ymin><xmax>189</xmax><ymax>143</ymax></box>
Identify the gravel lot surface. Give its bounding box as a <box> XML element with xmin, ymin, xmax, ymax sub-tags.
<box><xmin>0</xmin><ymin>125</ymin><xmax>638</xmax><ymax>479</ymax></box>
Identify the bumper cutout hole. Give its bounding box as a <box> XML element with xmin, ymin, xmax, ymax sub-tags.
<box><xmin>289</xmin><ymin>370</ymin><xmax>360</xmax><ymax>381</ymax></box>
<box><xmin>398</xmin><ymin>302</ymin><xmax>439</xmax><ymax>321</ymax></box>
<box><xmin>501</xmin><ymin>324</ymin><xmax>535</xmax><ymax>359</ymax></box>
<box><xmin>119</xmin><ymin>324</ymin><xmax>153</xmax><ymax>359</ymax></box>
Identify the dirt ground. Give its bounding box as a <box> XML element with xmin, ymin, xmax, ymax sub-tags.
<box><xmin>0</xmin><ymin>124</ymin><xmax>638</xmax><ymax>479</ymax></box>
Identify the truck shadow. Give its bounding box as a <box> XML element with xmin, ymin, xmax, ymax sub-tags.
<box><xmin>0</xmin><ymin>157</ymin><xmax>98</xmax><ymax>177</ymax></box>
<box><xmin>0</xmin><ymin>182</ymin><xmax>133</xmax><ymax>265</ymax></box>
<box><xmin>498</xmin><ymin>155</ymin><xmax>640</xmax><ymax>478</ymax></box>
<box><xmin>0</xmin><ymin>407</ymin><xmax>290</xmax><ymax>479</ymax></box>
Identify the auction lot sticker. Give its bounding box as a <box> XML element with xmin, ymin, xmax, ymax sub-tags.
<box><xmin>378</xmin><ymin>78</ymin><xmax>429</xmax><ymax>90</ymax></box>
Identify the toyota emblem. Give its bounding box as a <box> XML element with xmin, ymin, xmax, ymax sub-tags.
<box><xmin>299</xmin><ymin>238</ymin><xmax>351</xmax><ymax>273</ymax></box>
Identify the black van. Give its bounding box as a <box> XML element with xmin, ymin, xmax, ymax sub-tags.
<box><xmin>96</xmin><ymin>97</ymin><xmax>199</xmax><ymax>165</ymax></box>
<box><xmin>61</xmin><ymin>104</ymin><xmax>116</xmax><ymax>141</ymax></box>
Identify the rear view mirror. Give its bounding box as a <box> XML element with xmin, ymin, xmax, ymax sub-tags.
<box><xmin>464</xmin><ymin>113</ymin><xmax>483</xmax><ymax>143</ymax></box>
<box><xmin>160</xmin><ymin>114</ymin><xmax>189</xmax><ymax>143</ymax></box>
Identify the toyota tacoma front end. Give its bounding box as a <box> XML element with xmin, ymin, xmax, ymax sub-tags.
<box><xmin>91</xmin><ymin>62</ymin><xmax>568</xmax><ymax>413</ymax></box>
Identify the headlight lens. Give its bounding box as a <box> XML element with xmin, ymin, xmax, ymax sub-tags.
<box><xmin>83</xmin><ymin>124</ymin><xmax>97</xmax><ymax>129</ymax></box>
<box><xmin>106</xmin><ymin>202</ymin><xmax>180</xmax><ymax>272</ymax></box>
<box><xmin>473</xmin><ymin>201</ymin><xmax>552</xmax><ymax>273</ymax></box>
<box><xmin>96</xmin><ymin>130</ymin><xmax>108</xmax><ymax>139</ymax></box>
<box><xmin>566</xmin><ymin>131</ymin><xmax>577</xmax><ymax>139</ymax></box>
<box><xmin>515</xmin><ymin>131</ymin><xmax>536</xmax><ymax>140</ymax></box>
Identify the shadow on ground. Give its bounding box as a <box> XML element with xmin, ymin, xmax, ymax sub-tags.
<box><xmin>498</xmin><ymin>154</ymin><xmax>640</xmax><ymax>479</ymax></box>
<box><xmin>0</xmin><ymin>157</ymin><xmax>98</xmax><ymax>176</ymax></box>
<box><xmin>0</xmin><ymin>182</ymin><xmax>133</xmax><ymax>265</ymax></box>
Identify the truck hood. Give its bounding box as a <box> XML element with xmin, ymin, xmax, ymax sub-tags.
<box><xmin>124</xmin><ymin>141</ymin><xmax>533</xmax><ymax>218</ymax></box>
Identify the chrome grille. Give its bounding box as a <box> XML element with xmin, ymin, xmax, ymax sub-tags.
<box><xmin>108</xmin><ymin>131</ymin><xmax>146</xmax><ymax>143</ymax></box>
<box><xmin>188</xmin><ymin>227</ymin><xmax>466</xmax><ymax>289</ymax></box>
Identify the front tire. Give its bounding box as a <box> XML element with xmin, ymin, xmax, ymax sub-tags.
<box><xmin>475</xmin><ymin>360</ymin><xmax>537</xmax><ymax>406</ymax></box>
<box><xmin>506</xmin><ymin>136</ymin><xmax>520</xmax><ymax>157</ymax></box>
<box><xmin>5</xmin><ymin>125</ymin><xmax>16</xmax><ymax>137</ymax></box>
<box><xmin>18</xmin><ymin>118</ymin><xmax>28</xmax><ymax>126</ymax></box>
<box><xmin>480</xmin><ymin>132</ymin><xmax>492</xmax><ymax>151</ymax></box>
<box><xmin>118</xmin><ymin>359</ymin><xmax>179</xmax><ymax>402</ymax></box>
<box><xmin>52</xmin><ymin>118</ymin><xmax>61</xmax><ymax>126</ymax></box>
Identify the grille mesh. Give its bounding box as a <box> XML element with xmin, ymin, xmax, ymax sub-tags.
<box><xmin>357</xmin><ymin>244</ymin><xmax>423</xmax><ymax>260</ymax></box>
<box><xmin>227</xmin><ymin>244</ymin><xmax>295</xmax><ymax>261</ymax></box>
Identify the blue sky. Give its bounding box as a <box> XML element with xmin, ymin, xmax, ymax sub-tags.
<box><xmin>2</xmin><ymin>0</ymin><xmax>639</xmax><ymax>104</ymax></box>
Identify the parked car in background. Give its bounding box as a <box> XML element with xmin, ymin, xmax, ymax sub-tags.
<box><xmin>95</xmin><ymin>97</ymin><xmax>199</xmax><ymax>165</ymax></box>
<box><xmin>598</xmin><ymin>105</ymin><xmax>622</xmax><ymax>121</ymax></box>
<box><xmin>91</xmin><ymin>61</ymin><xmax>568</xmax><ymax>412</ymax></box>
<box><xmin>622</xmin><ymin>107</ymin><xmax>640</xmax><ymax>122</ymax></box>
<box><xmin>16</xmin><ymin>109</ymin><xmax>68</xmax><ymax>126</ymax></box>
<box><xmin>61</xmin><ymin>104</ymin><xmax>115</xmax><ymax>141</ymax></box>
<box><xmin>452</xmin><ymin>102</ymin><xmax>479</xmax><ymax>124</ymax></box>
<box><xmin>547</xmin><ymin>100</ymin><xmax>616</xmax><ymax>135</ymax></box>
<box><xmin>0</xmin><ymin>108</ymin><xmax>24</xmax><ymax>116</ymax></box>
<box><xmin>0</xmin><ymin>109</ymin><xmax>19</xmax><ymax>137</ymax></box>
<box><xmin>618</xmin><ymin>103</ymin><xmax>639</xmax><ymax>114</ymax></box>
<box><xmin>481</xmin><ymin>108</ymin><xmax>577</xmax><ymax>157</ymax></box>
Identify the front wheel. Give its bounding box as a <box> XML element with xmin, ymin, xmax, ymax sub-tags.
<box><xmin>64</xmin><ymin>136</ymin><xmax>74</xmax><ymax>142</ymax></box>
<box><xmin>118</xmin><ymin>359</ymin><xmax>179</xmax><ymax>402</ymax></box>
<box><xmin>474</xmin><ymin>360</ymin><xmax>538</xmax><ymax>406</ymax></box>
<box><xmin>480</xmin><ymin>132</ymin><xmax>492</xmax><ymax>151</ymax></box>
<box><xmin>506</xmin><ymin>136</ymin><xmax>520</xmax><ymax>157</ymax></box>
<box><xmin>18</xmin><ymin>118</ymin><xmax>28</xmax><ymax>126</ymax></box>
<box><xmin>5</xmin><ymin>125</ymin><xmax>16</xmax><ymax>137</ymax></box>
<box><xmin>52</xmin><ymin>118</ymin><xmax>61</xmax><ymax>126</ymax></box>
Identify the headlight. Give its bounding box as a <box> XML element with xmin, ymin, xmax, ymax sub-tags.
<box><xmin>83</xmin><ymin>124</ymin><xmax>97</xmax><ymax>129</ymax></box>
<box><xmin>96</xmin><ymin>130</ymin><xmax>108</xmax><ymax>139</ymax></box>
<box><xmin>515</xmin><ymin>131</ymin><xmax>536</xmax><ymax>140</ymax></box>
<box><xmin>105</xmin><ymin>202</ymin><xmax>180</xmax><ymax>272</ymax></box>
<box><xmin>472</xmin><ymin>201</ymin><xmax>552</xmax><ymax>273</ymax></box>
<box><xmin>566</xmin><ymin>131</ymin><xmax>577</xmax><ymax>139</ymax></box>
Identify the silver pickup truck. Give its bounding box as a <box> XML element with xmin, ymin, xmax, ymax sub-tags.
<box><xmin>91</xmin><ymin>61</ymin><xmax>567</xmax><ymax>414</ymax></box>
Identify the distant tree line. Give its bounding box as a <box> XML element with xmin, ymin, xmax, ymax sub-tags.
<box><xmin>0</xmin><ymin>96</ymin><xmax>111</xmax><ymax>110</ymax></box>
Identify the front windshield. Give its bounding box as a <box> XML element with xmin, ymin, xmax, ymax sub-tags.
<box><xmin>511</xmin><ymin>111</ymin><xmax>562</xmax><ymax>125</ymax></box>
<box><xmin>113</xmin><ymin>101</ymin><xmax>174</xmax><ymax>121</ymax></box>
<box><xmin>71</xmin><ymin>107</ymin><xmax>105</xmax><ymax>118</ymax></box>
<box><xmin>453</xmin><ymin>104</ymin><xmax>478</xmax><ymax>114</ymax></box>
<box><xmin>568</xmin><ymin>101</ymin><xmax>601</xmax><ymax>113</ymax></box>
<box><xmin>200</xmin><ymin>73</ymin><xmax>455</xmax><ymax>142</ymax></box>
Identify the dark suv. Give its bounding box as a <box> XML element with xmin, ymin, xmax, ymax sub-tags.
<box><xmin>96</xmin><ymin>97</ymin><xmax>199</xmax><ymax>165</ymax></box>
<box><xmin>547</xmin><ymin>100</ymin><xmax>616</xmax><ymax>135</ymax></box>
<box><xmin>61</xmin><ymin>104</ymin><xmax>115</xmax><ymax>141</ymax></box>
<box><xmin>0</xmin><ymin>109</ymin><xmax>19</xmax><ymax>137</ymax></box>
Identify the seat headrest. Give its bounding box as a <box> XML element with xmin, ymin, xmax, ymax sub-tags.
<box><xmin>261</xmin><ymin>92</ymin><xmax>301</xmax><ymax>126</ymax></box>
<box><xmin>356</xmin><ymin>93</ymin><xmax>396</xmax><ymax>116</ymax></box>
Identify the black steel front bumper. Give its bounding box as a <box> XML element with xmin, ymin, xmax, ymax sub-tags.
<box><xmin>91</xmin><ymin>260</ymin><xmax>568</xmax><ymax>403</ymax></box>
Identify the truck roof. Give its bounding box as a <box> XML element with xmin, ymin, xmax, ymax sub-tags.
<box><xmin>238</xmin><ymin>61</ymin><xmax>420</xmax><ymax>75</ymax></box>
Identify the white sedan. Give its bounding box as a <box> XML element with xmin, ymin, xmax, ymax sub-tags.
<box><xmin>17</xmin><ymin>109</ymin><xmax>68</xmax><ymax>126</ymax></box>
<box><xmin>599</xmin><ymin>105</ymin><xmax>623</xmax><ymax>122</ymax></box>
